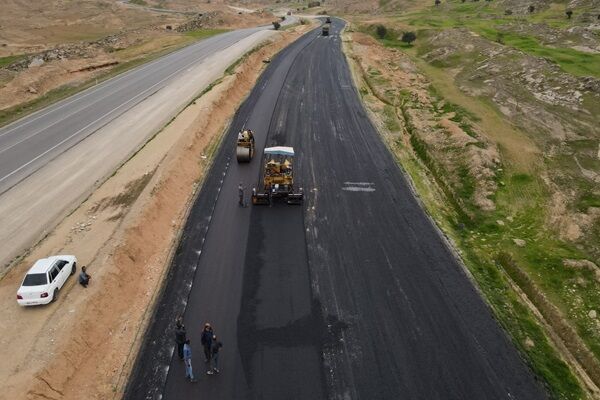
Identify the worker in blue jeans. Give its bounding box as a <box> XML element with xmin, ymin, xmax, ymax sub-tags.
<box><xmin>183</xmin><ymin>339</ymin><xmax>197</xmax><ymax>382</ymax></box>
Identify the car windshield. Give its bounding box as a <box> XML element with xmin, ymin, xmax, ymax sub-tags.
<box><xmin>22</xmin><ymin>273</ymin><xmax>48</xmax><ymax>286</ymax></box>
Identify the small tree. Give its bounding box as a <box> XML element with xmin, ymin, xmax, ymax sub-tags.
<box><xmin>528</xmin><ymin>5</ymin><xmax>534</xmax><ymax>13</ymax></box>
<box><xmin>376</xmin><ymin>24</ymin><xmax>387</xmax><ymax>39</ymax></box>
<box><xmin>435</xmin><ymin>0</ymin><xmax>441</xmax><ymax>5</ymax></box>
<box><xmin>505</xmin><ymin>9</ymin><xmax>512</xmax><ymax>15</ymax></box>
<box><xmin>272</xmin><ymin>21</ymin><xmax>281</xmax><ymax>30</ymax></box>
<box><xmin>495</xmin><ymin>32</ymin><xmax>504</xmax><ymax>44</ymax></box>
<box><xmin>566</xmin><ymin>9</ymin><xmax>573</xmax><ymax>19</ymax></box>
<box><xmin>401</xmin><ymin>31</ymin><xmax>417</xmax><ymax>45</ymax></box>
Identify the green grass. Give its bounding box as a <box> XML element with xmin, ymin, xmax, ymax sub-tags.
<box><xmin>185</xmin><ymin>28</ymin><xmax>229</xmax><ymax>40</ymax></box>
<box><xmin>224</xmin><ymin>40</ymin><xmax>269</xmax><ymax>75</ymax></box>
<box><xmin>383</xmin><ymin>105</ymin><xmax>401</xmax><ymax>131</ymax></box>
<box><xmin>577</xmin><ymin>192</ymin><xmax>600</xmax><ymax>211</ymax></box>
<box><xmin>0</xmin><ymin>55</ymin><xmax>26</xmax><ymax>69</ymax></box>
<box><xmin>476</xmin><ymin>28</ymin><xmax>600</xmax><ymax>78</ymax></box>
<box><xmin>395</xmin><ymin>2</ymin><xmax>600</xmax><ymax>79</ymax></box>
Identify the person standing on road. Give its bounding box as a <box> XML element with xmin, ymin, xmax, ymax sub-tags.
<box><xmin>183</xmin><ymin>339</ymin><xmax>197</xmax><ymax>382</ymax></box>
<box><xmin>208</xmin><ymin>335</ymin><xmax>223</xmax><ymax>374</ymax></box>
<box><xmin>175</xmin><ymin>316</ymin><xmax>187</xmax><ymax>361</ymax></box>
<box><xmin>238</xmin><ymin>183</ymin><xmax>245</xmax><ymax>207</ymax></box>
<box><xmin>201</xmin><ymin>323</ymin><xmax>214</xmax><ymax>362</ymax></box>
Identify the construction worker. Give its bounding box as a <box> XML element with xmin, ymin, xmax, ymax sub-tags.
<box><xmin>238</xmin><ymin>183</ymin><xmax>244</xmax><ymax>207</ymax></box>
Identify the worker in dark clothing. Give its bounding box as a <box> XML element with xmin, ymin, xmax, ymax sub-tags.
<box><xmin>238</xmin><ymin>183</ymin><xmax>244</xmax><ymax>207</ymax></box>
<box><xmin>200</xmin><ymin>323</ymin><xmax>214</xmax><ymax>362</ymax></box>
<box><xmin>175</xmin><ymin>317</ymin><xmax>187</xmax><ymax>360</ymax></box>
<box><xmin>207</xmin><ymin>335</ymin><xmax>223</xmax><ymax>374</ymax></box>
<box><xmin>79</xmin><ymin>266</ymin><xmax>91</xmax><ymax>287</ymax></box>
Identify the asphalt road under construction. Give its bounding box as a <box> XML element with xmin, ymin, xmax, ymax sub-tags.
<box><xmin>125</xmin><ymin>19</ymin><xmax>549</xmax><ymax>400</ymax></box>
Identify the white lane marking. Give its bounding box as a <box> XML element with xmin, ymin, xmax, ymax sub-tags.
<box><xmin>0</xmin><ymin>47</ymin><xmax>227</xmax><ymax>184</ymax></box>
<box><xmin>0</xmin><ymin>29</ymin><xmax>248</xmax><ymax>139</ymax></box>
<box><xmin>0</xmin><ymin>40</ymin><xmax>237</xmax><ymax>153</ymax></box>
<box><xmin>342</xmin><ymin>187</ymin><xmax>376</xmax><ymax>192</ymax></box>
<box><xmin>0</xmin><ymin>31</ymin><xmax>253</xmax><ymax>142</ymax></box>
<box><xmin>0</xmin><ymin>30</ymin><xmax>264</xmax><ymax>182</ymax></box>
<box><xmin>342</xmin><ymin>182</ymin><xmax>376</xmax><ymax>192</ymax></box>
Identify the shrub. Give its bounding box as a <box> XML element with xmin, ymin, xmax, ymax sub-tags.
<box><xmin>505</xmin><ymin>9</ymin><xmax>512</xmax><ymax>15</ymax></box>
<box><xmin>528</xmin><ymin>5</ymin><xmax>535</xmax><ymax>13</ymax></box>
<box><xmin>272</xmin><ymin>21</ymin><xmax>281</xmax><ymax>30</ymax></box>
<box><xmin>566</xmin><ymin>9</ymin><xmax>573</xmax><ymax>19</ymax></box>
<box><xmin>307</xmin><ymin>1</ymin><xmax>320</xmax><ymax>7</ymax></box>
<box><xmin>401</xmin><ymin>31</ymin><xmax>417</xmax><ymax>45</ymax></box>
<box><xmin>376</xmin><ymin>24</ymin><xmax>387</xmax><ymax>39</ymax></box>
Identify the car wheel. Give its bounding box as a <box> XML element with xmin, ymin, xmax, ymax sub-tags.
<box><xmin>70</xmin><ymin>262</ymin><xmax>77</xmax><ymax>276</ymax></box>
<box><xmin>52</xmin><ymin>288</ymin><xmax>58</xmax><ymax>303</ymax></box>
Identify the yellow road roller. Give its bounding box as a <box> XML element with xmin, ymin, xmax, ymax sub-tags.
<box><xmin>236</xmin><ymin>129</ymin><xmax>255</xmax><ymax>163</ymax></box>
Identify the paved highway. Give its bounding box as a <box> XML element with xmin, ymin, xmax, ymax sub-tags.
<box><xmin>0</xmin><ymin>28</ymin><xmax>264</xmax><ymax>194</ymax></box>
<box><xmin>125</xmin><ymin>19</ymin><xmax>549</xmax><ymax>400</ymax></box>
<box><xmin>0</xmin><ymin>23</ymin><xmax>290</xmax><ymax>269</ymax></box>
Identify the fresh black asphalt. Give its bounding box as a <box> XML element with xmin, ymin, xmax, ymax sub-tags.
<box><xmin>125</xmin><ymin>19</ymin><xmax>549</xmax><ymax>400</ymax></box>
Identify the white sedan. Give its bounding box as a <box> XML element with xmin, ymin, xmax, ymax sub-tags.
<box><xmin>16</xmin><ymin>255</ymin><xmax>77</xmax><ymax>306</ymax></box>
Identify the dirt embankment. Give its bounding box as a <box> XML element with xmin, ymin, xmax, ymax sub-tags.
<box><xmin>349</xmin><ymin>32</ymin><xmax>501</xmax><ymax>216</ymax></box>
<box><xmin>0</xmin><ymin>23</ymin><xmax>312</xmax><ymax>400</ymax></box>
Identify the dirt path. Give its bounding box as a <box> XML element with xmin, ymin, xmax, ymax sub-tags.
<box><xmin>0</xmin><ymin>24</ymin><xmax>312</xmax><ymax>400</ymax></box>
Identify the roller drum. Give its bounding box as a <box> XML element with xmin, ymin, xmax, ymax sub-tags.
<box><xmin>236</xmin><ymin>146</ymin><xmax>251</xmax><ymax>163</ymax></box>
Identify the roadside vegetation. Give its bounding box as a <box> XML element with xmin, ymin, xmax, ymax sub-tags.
<box><xmin>344</xmin><ymin>0</ymin><xmax>600</xmax><ymax>398</ymax></box>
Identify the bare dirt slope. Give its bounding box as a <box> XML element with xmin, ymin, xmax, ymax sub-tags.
<box><xmin>0</xmin><ymin>24</ymin><xmax>311</xmax><ymax>400</ymax></box>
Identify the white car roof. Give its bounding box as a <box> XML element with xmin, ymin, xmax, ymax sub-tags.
<box><xmin>28</xmin><ymin>255</ymin><xmax>73</xmax><ymax>274</ymax></box>
<box><xmin>264</xmin><ymin>146</ymin><xmax>294</xmax><ymax>156</ymax></box>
